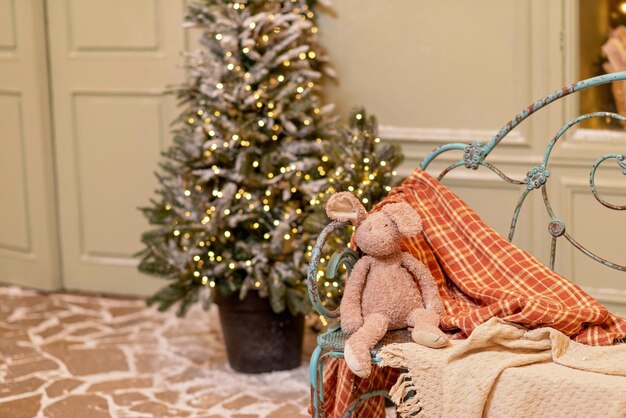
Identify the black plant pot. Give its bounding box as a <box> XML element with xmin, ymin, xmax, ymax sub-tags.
<box><xmin>215</xmin><ymin>289</ymin><xmax>304</xmax><ymax>373</ymax></box>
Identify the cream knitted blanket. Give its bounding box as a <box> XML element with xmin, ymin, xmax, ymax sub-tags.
<box><xmin>376</xmin><ymin>318</ymin><xmax>626</xmax><ymax>417</ymax></box>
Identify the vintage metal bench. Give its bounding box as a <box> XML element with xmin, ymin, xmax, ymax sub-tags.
<box><xmin>307</xmin><ymin>72</ymin><xmax>626</xmax><ymax>417</ymax></box>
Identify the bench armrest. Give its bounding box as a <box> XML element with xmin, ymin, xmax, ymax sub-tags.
<box><xmin>307</xmin><ymin>221</ymin><xmax>359</xmax><ymax>319</ymax></box>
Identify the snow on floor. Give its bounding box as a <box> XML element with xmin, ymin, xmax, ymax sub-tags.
<box><xmin>0</xmin><ymin>286</ymin><xmax>313</xmax><ymax>417</ymax></box>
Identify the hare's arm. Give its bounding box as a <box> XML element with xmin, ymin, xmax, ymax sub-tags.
<box><xmin>401</xmin><ymin>253</ymin><xmax>444</xmax><ymax>315</ymax></box>
<box><xmin>340</xmin><ymin>256</ymin><xmax>371</xmax><ymax>333</ymax></box>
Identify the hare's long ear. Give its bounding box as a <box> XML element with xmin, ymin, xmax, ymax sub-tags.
<box><xmin>325</xmin><ymin>192</ymin><xmax>368</xmax><ymax>226</ymax></box>
<box><xmin>382</xmin><ymin>202</ymin><xmax>422</xmax><ymax>237</ymax></box>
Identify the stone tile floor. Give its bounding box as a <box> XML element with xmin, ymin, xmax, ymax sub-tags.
<box><xmin>0</xmin><ymin>286</ymin><xmax>316</xmax><ymax>418</ymax></box>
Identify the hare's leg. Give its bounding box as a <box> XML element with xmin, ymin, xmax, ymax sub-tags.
<box><xmin>407</xmin><ymin>308</ymin><xmax>449</xmax><ymax>348</ymax></box>
<box><xmin>344</xmin><ymin>313</ymin><xmax>388</xmax><ymax>378</ymax></box>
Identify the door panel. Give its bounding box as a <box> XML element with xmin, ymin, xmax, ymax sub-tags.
<box><xmin>68</xmin><ymin>0</ymin><xmax>160</xmax><ymax>51</ymax></box>
<box><xmin>47</xmin><ymin>0</ymin><xmax>185</xmax><ymax>295</ymax></box>
<box><xmin>0</xmin><ymin>94</ymin><xmax>30</xmax><ymax>251</ymax></box>
<box><xmin>0</xmin><ymin>0</ymin><xmax>16</xmax><ymax>49</ymax></box>
<box><xmin>73</xmin><ymin>93</ymin><xmax>165</xmax><ymax>260</ymax></box>
<box><xmin>0</xmin><ymin>0</ymin><xmax>59</xmax><ymax>289</ymax></box>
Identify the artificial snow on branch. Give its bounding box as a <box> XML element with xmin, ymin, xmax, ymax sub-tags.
<box><xmin>138</xmin><ymin>0</ymin><xmax>404</xmax><ymax>317</ymax></box>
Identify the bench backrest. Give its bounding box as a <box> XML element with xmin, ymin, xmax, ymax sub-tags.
<box><xmin>307</xmin><ymin>72</ymin><xmax>626</xmax><ymax>320</ymax></box>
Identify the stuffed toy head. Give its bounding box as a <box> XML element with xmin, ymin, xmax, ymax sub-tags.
<box><xmin>326</xmin><ymin>192</ymin><xmax>423</xmax><ymax>257</ymax></box>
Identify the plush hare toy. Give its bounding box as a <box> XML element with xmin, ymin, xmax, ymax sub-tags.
<box><xmin>326</xmin><ymin>192</ymin><xmax>449</xmax><ymax>378</ymax></box>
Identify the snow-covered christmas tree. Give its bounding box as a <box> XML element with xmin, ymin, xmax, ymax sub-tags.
<box><xmin>139</xmin><ymin>0</ymin><xmax>338</xmax><ymax>316</ymax></box>
<box><xmin>138</xmin><ymin>0</ymin><xmax>404</xmax><ymax>318</ymax></box>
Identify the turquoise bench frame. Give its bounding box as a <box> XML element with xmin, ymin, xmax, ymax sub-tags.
<box><xmin>307</xmin><ymin>72</ymin><xmax>626</xmax><ymax>417</ymax></box>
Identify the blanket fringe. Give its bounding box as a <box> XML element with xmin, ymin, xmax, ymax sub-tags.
<box><xmin>389</xmin><ymin>371</ymin><xmax>423</xmax><ymax>416</ymax></box>
<box><xmin>376</xmin><ymin>345</ymin><xmax>409</xmax><ymax>368</ymax></box>
<box><xmin>378</xmin><ymin>346</ymin><xmax>425</xmax><ymax>416</ymax></box>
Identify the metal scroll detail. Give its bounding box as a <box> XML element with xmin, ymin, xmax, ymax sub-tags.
<box><xmin>463</xmin><ymin>142</ymin><xmax>485</xmax><ymax>170</ymax></box>
<box><xmin>619</xmin><ymin>154</ymin><xmax>626</xmax><ymax>173</ymax></box>
<box><xmin>306</xmin><ymin>221</ymin><xmax>358</xmax><ymax>319</ymax></box>
<box><xmin>539</xmin><ymin>113</ymin><xmax>626</xmax><ymax>272</ymax></box>
<box><xmin>590</xmin><ymin>154</ymin><xmax>626</xmax><ymax>210</ymax></box>
<box><xmin>420</xmin><ymin>72</ymin><xmax>626</xmax><ymax>170</ymax></box>
<box><xmin>327</xmin><ymin>247</ymin><xmax>359</xmax><ymax>283</ymax></box>
<box><xmin>524</xmin><ymin>166</ymin><xmax>550</xmax><ymax>190</ymax></box>
<box><xmin>548</xmin><ymin>219</ymin><xmax>566</xmax><ymax>237</ymax></box>
<box><xmin>526</xmin><ymin>113</ymin><xmax>626</xmax><ymax>272</ymax></box>
<box><xmin>418</xmin><ymin>72</ymin><xmax>626</xmax><ymax>273</ymax></box>
<box><xmin>547</xmin><ymin>219</ymin><xmax>566</xmax><ymax>270</ymax></box>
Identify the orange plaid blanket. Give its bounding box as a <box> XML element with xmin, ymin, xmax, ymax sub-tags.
<box><xmin>320</xmin><ymin>168</ymin><xmax>626</xmax><ymax>417</ymax></box>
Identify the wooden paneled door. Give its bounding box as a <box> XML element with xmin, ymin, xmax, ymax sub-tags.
<box><xmin>0</xmin><ymin>0</ymin><xmax>60</xmax><ymax>290</ymax></box>
<box><xmin>46</xmin><ymin>0</ymin><xmax>185</xmax><ymax>295</ymax></box>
